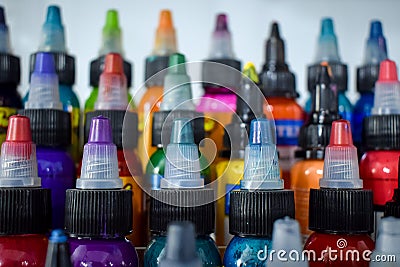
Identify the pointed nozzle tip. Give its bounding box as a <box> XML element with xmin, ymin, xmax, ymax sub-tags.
<box><xmin>170</xmin><ymin>118</ymin><xmax>195</xmax><ymax>144</ymax></box>
<box><xmin>316</xmin><ymin>64</ymin><xmax>331</xmax><ymax>84</ymax></box>
<box><xmin>103</xmin><ymin>53</ymin><xmax>124</xmax><ymax>74</ymax></box>
<box><xmin>104</xmin><ymin>9</ymin><xmax>120</xmax><ymax>30</ymax></box>
<box><xmin>249</xmin><ymin>118</ymin><xmax>275</xmax><ymax>145</ymax></box>
<box><xmin>159</xmin><ymin>10</ymin><xmax>173</xmax><ymax>29</ymax></box>
<box><xmin>162</xmin><ymin>221</ymin><xmax>200</xmax><ymax>265</ymax></box>
<box><xmin>6</xmin><ymin>115</ymin><xmax>32</xmax><ymax>143</ymax></box>
<box><xmin>379</xmin><ymin>59</ymin><xmax>398</xmax><ymax>82</ymax></box>
<box><xmin>215</xmin><ymin>13</ymin><xmax>228</xmax><ymax>32</ymax></box>
<box><xmin>270</xmin><ymin>22</ymin><xmax>280</xmax><ymax>38</ymax></box>
<box><xmin>370</xmin><ymin>20</ymin><xmax>383</xmax><ymax>39</ymax></box>
<box><xmin>88</xmin><ymin>116</ymin><xmax>113</xmax><ymax>144</ymax></box>
<box><xmin>34</xmin><ymin>52</ymin><xmax>56</xmax><ymax>74</ymax></box>
<box><xmin>0</xmin><ymin>6</ymin><xmax>5</xmax><ymax>25</ymax></box>
<box><xmin>49</xmin><ymin>229</ymin><xmax>68</xmax><ymax>243</ymax></box>
<box><xmin>321</xmin><ymin>17</ymin><xmax>335</xmax><ymax>36</ymax></box>
<box><xmin>243</xmin><ymin>62</ymin><xmax>259</xmax><ymax>84</ymax></box>
<box><xmin>46</xmin><ymin>5</ymin><xmax>62</xmax><ymax>26</ymax></box>
<box><xmin>329</xmin><ymin>120</ymin><xmax>353</xmax><ymax>146</ymax></box>
<box><xmin>168</xmin><ymin>53</ymin><xmax>186</xmax><ymax>67</ymax></box>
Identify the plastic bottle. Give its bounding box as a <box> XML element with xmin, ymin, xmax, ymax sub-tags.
<box><xmin>85</xmin><ymin>10</ymin><xmax>133</xmax><ymax>112</ymax></box>
<box><xmin>45</xmin><ymin>230</ymin><xmax>72</xmax><ymax>267</ymax></box>
<box><xmin>267</xmin><ymin>217</ymin><xmax>309</xmax><ymax>267</ymax></box>
<box><xmin>385</xmin><ymin>158</ymin><xmax>400</xmax><ymax>218</ymax></box>
<box><xmin>24</xmin><ymin>6</ymin><xmax>80</xmax><ymax>163</ymax></box>
<box><xmin>215</xmin><ymin>62</ymin><xmax>264</xmax><ymax>246</ymax></box>
<box><xmin>197</xmin><ymin>13</ymin><xmax>242</xmax><ymax>173</ymax></box>
<box><xmin>138</xmin><ymin>10</ymin><xmax>177</xmax><ymax>167</ymax></box>
<box><xmin>146</xmin><ymin>53</ymin><xmax>210</xmax><ymax>190</ymax></box>
<box><xmin>370</xmin><ymin>217</ymin><xmax>400</xmax><ymax>267</ymax></box>
<box><xmin>305</xmin><ymin>120</ymin><xmax>374</xmax><ymax>267</ymax></box>
<box><xmin>144</xmin><ymin>119</ymin><xmax>221</xmax><ymax>267</ymax></box>
<box><xmin>353</xmin><ymin>21</ymin><xmax>387</xmax><ymax>152</ymax></box>
<box><xmin>224</xmin><ymin>118</ymin><xmax>295</xmax><ymax>266</ymax></box>
<box><xmin>260</xmin><ymin>22</ymin><xmax>304</xmax><ymax>188</ymax></box>
<box><xmin>291</xmin><ymin>65</ymin><xmax>340</xmax><ymax>238</ymax></box>
<box><xmin>159</xmin><ymin>222</ymin><xmax>202</xmax><ymax>267</ymax></box>
<box><xmin>65</xmin><ymin>116</ymin><xmax>139</xmax><ymax>266</ymax></box>
<box><xmin>0</xmin><ymin>6</ymin><xmax>23</xmax><ymax>145</ymax></box>
<box><xmin>20</xmin><ymin>52</ymin><xmax>75</xmax><ymax>229</ymax></box>
<box><xmin>0</xmin><ymin>115</ymin><xmax>51</xmax><ymax>266</ymax></box>
<box><xmin>306</xmin><ymin>18</ymin><xmax>353</xmax><ymax>123</ymax></box>
<box><xmin>84</xmin><ymin>53</ymin><xmax>145</xmax><ymax>248</ymax></box>
<box><xmin>360</xmin><ymin>59</ymin><xmax>400</xmax><ymax>210</ymax></box>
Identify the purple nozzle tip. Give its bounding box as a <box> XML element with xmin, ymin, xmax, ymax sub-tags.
<box><xmin>215</xmin><ymin>13</ymin><xmax>228</xmax><ymax>32</ymax></box>
<box><xmin>321</xmin><ymin>18</ymin><xmax>334</xmax><ymax>36</ymax></box>
<box><xmin>34</xmin><ymin>52</ymin><xmax>56</xmax><ymax>74</ymax></box>
<box><xmin>46</xmin><ymin>5</ymin><xmax>62</xmax><ymax>26</ymax></box>
<box><xmin>88</xmin><ymin>116</ymin><xmax>113</xmax><ymax>144</ymax></box>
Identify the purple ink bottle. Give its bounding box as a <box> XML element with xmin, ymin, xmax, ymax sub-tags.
<box><xmin>65</xmin><ymin>116</ymin><xmax>138</xmax><ymax>267</ymax></box>
<box><xmin>20</xmin><ymin>52</ymin><xmax>75</xmax><ymax>229</ymax></box>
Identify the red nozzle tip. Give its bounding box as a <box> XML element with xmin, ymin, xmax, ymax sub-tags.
<box><xmin>329</xmin><ymin>119</ymin><xmax>353</xmax><ymax>146</ymax></box>
<box><xmin>216</xmin><ymin>13</ymin><xmax>228</xmax><ymax>32</ymax></box>
<box><xmin>103</xmin><ymin>53</ymin><xmax>124</xmax><ymax>75</ymax></box>
<box><xmin>6</xmin><ymin>115</ymin><xmax>32</xmax><ymax>142</ymax></box>
<box><xmin>379</xmin><ymin>59</ymin><xmax>398</xmax><ymax>82</ymax></box>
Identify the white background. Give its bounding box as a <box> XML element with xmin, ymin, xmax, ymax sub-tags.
<box><xmin>3</xmin><ymin>0</ymin><xmax>400</xmax><ymax>106</ymax></box>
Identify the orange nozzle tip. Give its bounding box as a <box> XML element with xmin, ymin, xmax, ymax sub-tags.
<box><xmin>158</xmin><ymin>10</ymin><xmax>173</xmax><ymax>29</ymax></box>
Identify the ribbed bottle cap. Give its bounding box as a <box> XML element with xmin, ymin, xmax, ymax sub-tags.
<box><xmin>160</xmin><ymin>53</ymin><xmax>195</xmax><ymax>111</ymax></box>
<box><xmin>260</xmin><ymin>22</ymin><xmax>297</xmax><ymax>98</ymax></box>
<box><xmin>38</xmin><ymin>6</ymin><xmax>66</xmax><ymax>53</ymax></box>
<box><xmin>159</xmin><ymin>222</ymin><xmax>202</xmax><ymax>267</ymax></box>
<box><xmin>320</xmin><ymin>120</ymin><xmax>362</xmax><ymax>188</ymax></box>
<box><xmin>25</xmin><ymin>52</ymin><xmax>62</xmax><ymax>110</ymax></box>
<box><xmin>99</xmin><ymin>10</ymin><xmax>123</xmax><ymax>56</ymax></box>
<box><xmin>299</xmin><ymin>65</ymin><xmax>339</xmax><ymax>159</ymax></box>
<box><xmin>0</xmin><ymin>115</ymin><xmax>51</xmax><ymax>235</ymax></box>
<box><xmin>268</xmin><ymin>217</ymin><xmax>308</xmax><ymax>267</ymax></box>
<box><xmin>371</xmin><ymin>59</ymin><xmax>400</xmax><ymax>115</ymax></box>
<box><xmin>241</xmin><ymin>118</ymin><xmax>282</xmax><ymax>190</ymax></box>
<box><xmin>374</xmin><ymin>217</ymin><xmax>400</xmax><ymax>254</ymax></box>
<box><xmin>95</xmin><ymin>53</ymin><xmax>128</xmax><ymax>110</ymax></box>
<box><xmin>0</xmin><ymin>115</ymin><xmax>40</xmax><ymax>187</ymax></box>
<box><xmin>77</xmin><ymin>116</ymin><xmax>122</xmax><ymax>189</ymax></box>
<box><xmin>161</xmin><ymin>118</ymin><xmax>203</xmax><ymax>189</ymax></box>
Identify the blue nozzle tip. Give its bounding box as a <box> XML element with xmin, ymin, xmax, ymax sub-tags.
<box><xmin>321</xmin><ymin>18</ymin><xmax>335</xmax><ymax>37</ymax></box>
<box><xmin>34</xmin><ymin>52</ymin><xmax>56</xmax><ymax>74</ymax></box>
<box><xmin>370</xmin><ymin>20</ymin><xmax>383</xmax><ymax>39</ymax></box>
<box><xmin>249</xmin><ymin>118</ymin><xmax>275</xmax><ymax>146</ymax></box>
<box><xmin>49</xmin><ymin>229</ymin><xmax>68</xmax><ymax>243</ymax></box>
<box><xmin>46</xmin><ymin>5</ymin><xmax>62</xmax><ymax>26</ymax></box>
<box><xmin>0</xmin><ymin>6</ymin><xmax>5</xmax><ymax>25</ymax></box>
<box><xmin>170</xmin><ymin>118</ymin><xmax>194</xmax><ymax>144</ymax></box>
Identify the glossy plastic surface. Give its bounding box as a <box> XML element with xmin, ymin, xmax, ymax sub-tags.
<box><xmin>223</xmin><ymin>235</ymin><xmax>272</xmax><ymax>267</ymax></box>
<box><xmin>360</xmin><ymin>150</ymin><xmax>400</xmax><ymax>207</ymax></box>
<box><xmin>304</xmin><ymin>232</ymin><xmax>374</xmax><ymax>267</ymax></box>
<box><xmin>0</xmin><ymin>234</ymin><xmax>48</xmax><ymax>266</ymax></box>
<box><xmin>69</xmin><ymin>237</ymin><xmax>138</xmax><ymax>267</ymax></box>
<box><xmin>144</xmin><ymin>235</ymin><xmax>221</xmax><ymax>267</ymax></box>
<box><xmin>290</xmin><ymin>159</ymin><xmax>324</xmax><ymax>237</ymax></box>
